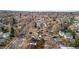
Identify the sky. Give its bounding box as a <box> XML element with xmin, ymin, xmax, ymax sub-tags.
<box><xmin>0</xmin><ymin>0</ymin><xmax>79</xmax><ymax>11</ymax></box>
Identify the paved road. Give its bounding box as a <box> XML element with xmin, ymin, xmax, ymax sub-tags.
<box><xmin>4</xmin><ymin>20</ymin><xmax>27</xmax><ymax>49</ymax></box>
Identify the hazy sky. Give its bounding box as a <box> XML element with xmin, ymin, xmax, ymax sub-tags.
<box><xmin>0</xmin><ymin>0</ymin><xmax>79</xmax><ymax>11</ymax></box>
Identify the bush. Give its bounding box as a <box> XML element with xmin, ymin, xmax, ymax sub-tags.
<box><xmin>36</xmin><ymin>38</ymin><xmax>45</xmax><ymax>48</ymax></box>
<box><xmin>10</xmin><ymin>27</ymin><xmax>15</xmax><ymax>37</ymax></box>
<box><xmin>69</xmin><ymin>37</ymin><xmax>79</xmax><ymax>47</ymax></box>
<box><xmin>74</xmin><ymin>38</ymin><xmax>79</xmax><ymax>47</ymax></box>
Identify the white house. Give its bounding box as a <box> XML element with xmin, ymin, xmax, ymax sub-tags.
<box><xmin>59</xmin><ymin>31</ymin><xmax>65</xmax><ymax>36</ymax></box>
<box><xmin>2</xmin><ymin>32</ymin><xmax>10</xmax><ymax>38</ymax></box>
<box><xmin>64</xmin><ymin>33</ymin><xmax>73</xmax><ymax>39</ymax></box>
<box><xmin>59</xmin><ymin>31</ymin><xmax>73</xmax><ymax>40</ymax></box>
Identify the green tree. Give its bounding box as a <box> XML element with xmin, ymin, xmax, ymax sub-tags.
<box><xmin>74</xmin><ymin>37</ymin><xmax>79</xmax><ymax>47</ymax></box>
<box><xmin>68</xmin><ymin>29</ymin><xmax>76</xmax><ymax>39</ymax></box>
<box><xmin>69</xmin><ymin>37</ymin><xmax>79</xmax><ymax>47</ymax></box>
<box><xmin>13</xmin><ymin>18</ymin><xmax>16</xmax><ymax>24</ymax></box>
<box><xmin>36</xmin><ymin>38</ymin><xmax>45</xmax><ymax>48</ymax></box>
<box><xmin>10</xmin><ymin>27</ymin><xmax>15</xmax><ymax>37</ymax></box>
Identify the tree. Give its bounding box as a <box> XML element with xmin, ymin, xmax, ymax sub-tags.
<box><xmin>69</xmin><ymin>37</ymin><xmax>79</xmax><ymax>47</ymax></box>
<box><xmin>10</xmin><ymin>27</ymin><xmax>15</xmax><ymax>37</ymax></box>
<box><xmin>13</xmin><ymin>18</ymin><xmax>16</xmax><ymax>24</ymax></box>
<box><xmin>36</xmin><ymin>38</ymin><xmax>45</xmax><ymax>48</ymax></box>
<box><xmin>67</xmin><ymin>29</ymin><xmax>76</xmax><ymax>39</ymax></box>
<box><xmin>74</xmin><ymin>37</ymin><xmax>79</xmax><ymax>47</ymax></box>
<box><xmin>71</xmin><ymin>31</ymin><xmax>75</xmax><ymax>39</ymax></box>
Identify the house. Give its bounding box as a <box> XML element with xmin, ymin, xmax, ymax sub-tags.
<box><xmin>59</xmin><ymin>31</ymin><xmax>73</xmax><ymax>40</ymax></box>
<box><xmin>64</xmin><ymin>33</ymin><xmax>73</xmax><ymax>40</ymax></box>
<box><xmin>59</xmin><ymin>31</ymin><xmax>64</xmax><ymax>36</ymax></box>
<box><xmin>2</xmin><ymin>32</ymin><xmax>10</xmax><ymax>39</ymax></box>
<box><xmin>0</xmin><ymin>32</ymin><xmax>10</xmax><ymax>44</ymax></box>
<box><xmin>0</xmin><ymin>37</ymin><xmax>5</xmax><ymax>44</ymax></box>
<box><xmin>52</xmin><ymin>36</ymin><xmax>60</xmax><ymax>43</ymax></box>
<box><xmin>36</xmin><ymin>18</ymin><xmax>46</xmax><ymax>29</ymax></box>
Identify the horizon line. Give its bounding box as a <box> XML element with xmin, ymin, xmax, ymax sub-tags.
<box><xmin>0</xmin><ymin>10</ymin><xmax>79</xmax><ymax>12</ymax></box>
